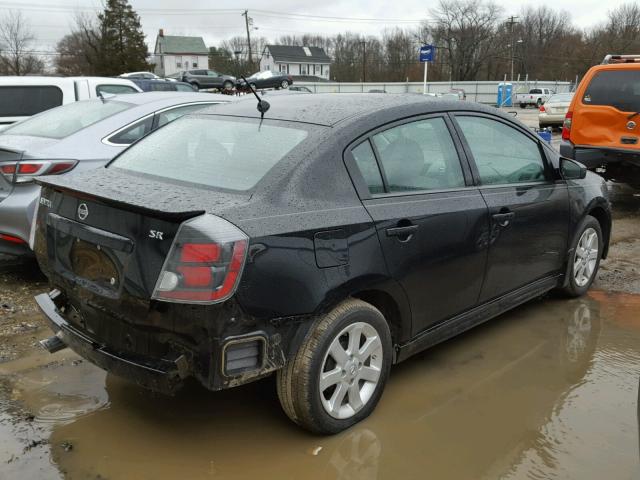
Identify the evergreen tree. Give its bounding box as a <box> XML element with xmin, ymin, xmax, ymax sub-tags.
<box><xmin>96</xmin><ymin>0</ymin><xmax>149</xmax><ymax>75</ymax></box>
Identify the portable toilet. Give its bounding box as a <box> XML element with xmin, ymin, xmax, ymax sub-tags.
<box><xmin>497</xmin><ymin>82</ymin><xmax>513</xmax><ymax>107</ymax></box>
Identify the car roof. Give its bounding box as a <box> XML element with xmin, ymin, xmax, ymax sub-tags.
<box><xmin>196</xmin><ymin>93</ymin><xmax>500</xmax><ymax>127</ymax></box>
<box><xmin>0</xmin><ymin>76</ymin><xmax>137</xmax><ymax>86</ymax></box>
<box><xmin>103</xmin><ymin>91</ymin><xmax>232</xmax><ymax>106</ymax></box>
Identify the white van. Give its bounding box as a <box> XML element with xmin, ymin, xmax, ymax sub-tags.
<box><xmin>0</xmin><ymin>76</ymin><xmax>142</xmax><ymax>128</ymax></box>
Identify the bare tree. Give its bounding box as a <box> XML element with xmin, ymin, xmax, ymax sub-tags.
<box><xmin>0</xmin><ymin>10</ymin><xmax>44</xmax><ymax>75</ymax></box>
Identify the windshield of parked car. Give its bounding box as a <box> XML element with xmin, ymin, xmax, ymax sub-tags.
<box><xmin>583</xmin><ymin>70</ymin><xmax>640</xmax><ymax>112</ymax></box>
<box><xmin>110</xmin><ymin>116</ymin><xmax>310</xmax><ymax>191</ymax></box>
<box><xmin>547</xmin><ymin>93</ymin><xmax>573</xmax><ymax>103</ymax></box>
<box><xmin>2</xmin><ymin>99</ymin><xmax>131</xmax><ymax>139</ymax></box>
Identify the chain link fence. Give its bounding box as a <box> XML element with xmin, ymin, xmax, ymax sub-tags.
<box><xmin>294</xmin><ymin>80</ymin><xmax>573</xmax><ymax>104</ymax></box>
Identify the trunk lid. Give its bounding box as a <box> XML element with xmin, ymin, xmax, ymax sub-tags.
<box><xmin>34</xmin><ymin>168</ymin><xmax>250</xmax><ymax>309</ymax></box>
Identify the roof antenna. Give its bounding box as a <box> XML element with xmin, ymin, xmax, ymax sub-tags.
<box><xmin>242</xmin><ymin>75</ymin><xmax>269</xmax><ymax>126</ymax></box>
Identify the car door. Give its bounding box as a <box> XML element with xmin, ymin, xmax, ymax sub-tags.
<box><xmin>452</xmin><ymin>113</ymin><xmax>570</xmax><ymax>302</ymax></box>
<box><xmin>345</xmin><ymin>115</ymin><xmax>490</xmax><ymax>336</ymax></box>
<box><xmin>205</xmin><ymin>70</ymin><xmax>222</xmax><ymax>88</ymax></box>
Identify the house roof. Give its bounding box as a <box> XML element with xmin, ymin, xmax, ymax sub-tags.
<box><xmin>265</xmin><ymin>45</ymin><xmax>331</xmax><ymax>64</ymax></box>
<box><xmin>156</xmin><ymin>35</ymin><xmax>208</xmax><ymax>55</ymax></box>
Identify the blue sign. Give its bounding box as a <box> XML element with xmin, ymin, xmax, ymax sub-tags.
<box><xmin>419</xmin><ymin>44</ymin><xmax>435</xmax><ymax>63</ymax></box>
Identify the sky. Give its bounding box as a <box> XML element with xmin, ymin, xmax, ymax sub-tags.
<box><xmin>0</xmin><ymin>0</ymin><xmax>633</xmax><ymax>54</ymax></box>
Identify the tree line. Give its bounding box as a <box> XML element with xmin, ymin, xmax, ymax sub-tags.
<box><xmin>1</xmin><ymin>0</ymin><xmax>640</xmax><ymax>82</ymax></box>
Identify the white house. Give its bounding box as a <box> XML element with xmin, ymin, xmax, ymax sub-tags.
<box><xmin>154</xmin><ymin>29</ymin><xmax>209</xmax><ymax>77</ymax></box>
<box><xmin>259</xmin><ymin>45</ymin><xmax>331</xmax><ymax>79</ymax></box>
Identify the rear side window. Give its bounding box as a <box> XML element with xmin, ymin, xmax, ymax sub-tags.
<box><xmin>456</xmin><ymin>116</ymin><xmax>545</xmax><ymax>185</ymax></box>
<box><xmin>583</xmin><ymin>70</ymin><xmax>640</xmax><ymax>111</ymax></box>
<box><xmin>4</xmin><ymin>100</ymin><xmax>131</xmax><ymax>139</ymax></box>
<box><xmin>110</xmin><ymin>116</ymin><xmax>310</xmax><ymax>191</ymax></box>
<box><xmin>97</xmin><ymin>84</ymin><xmax>138</xmax><ymax>95</ymax></box>
<box><xmin>0</xmin><ymin>86</ymin><xmax>63</xmax><ymax>117</ymax></box>
<box><xmin>372</xmin><ymin>117</ymin><xmax>465</xmax><ymax>192</ymax></box>
<box><xmin>352</xmin><ymin>141</ymin><xmax>384</xmax><ymax>194</ymax></box>
<box><xmin>106</xmin><ymin>116</ymin><xmax>153</xmax><ymax>145</ymax></box>
<box><xmin>155</xmin><ymin>103</ymin><xmax>217</xmax><ymax>128</ymax></box>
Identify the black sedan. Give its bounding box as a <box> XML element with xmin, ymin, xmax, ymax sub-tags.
<box><xmin>237</xmin><ymin>70</ymin><xmax>293</xmax><ymax>90</ymax></box>
<box><xmin>33</xmin><ymin>94</ymin><xmax>610</xmax><ymax>434</ymax></box>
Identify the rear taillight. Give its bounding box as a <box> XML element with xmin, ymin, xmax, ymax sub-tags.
<box><xmin>562</xmin><ymin>111</ymin><xmax>573</xmax><ymax>140</ymax></box>
<box><xmin>539</xmin><ymin>105</ymin><xmax>546</xmax><ymax>112</ymax></box>
<box><xmin>0</xmin><ymin>160</ymin><xmax>78</xmax><ymax>184</ymax></box>
<box><xmin>0</xmin><ymin>233</ymin><xmax>26</xmax><ymax>244</ymax></box>
<box><xmin>152</xmin><ymin>214</ymin><xmax>248</xmax><ymax>304</ymax></box>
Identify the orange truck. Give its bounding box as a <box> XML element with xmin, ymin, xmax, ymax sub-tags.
<box><xmin>560</xmin><ymin>54</ymin><xmax>640</xmax><ymax>189</ymax></box>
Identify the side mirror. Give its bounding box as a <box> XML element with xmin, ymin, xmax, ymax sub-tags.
<box><xmin>560</xmin><ymin>157</ymin><xmax>587</xmax><ymax>180</ymax></box>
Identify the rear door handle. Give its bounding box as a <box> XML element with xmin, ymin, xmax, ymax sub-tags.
<box><xmin>492</xmin><ymin>212</ymin><xmax>515</xmax><ymax>227</ymax></box>
<box><xmin>386</xmin><ymin>224</ymin><xmax>418</xmax><ymax>238</ymax></box>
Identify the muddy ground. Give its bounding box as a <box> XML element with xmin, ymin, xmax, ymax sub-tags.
<box><xmin>0</xmin><ymin>121</ymin><xmax>639</xmax><ymax>479</ymax></box>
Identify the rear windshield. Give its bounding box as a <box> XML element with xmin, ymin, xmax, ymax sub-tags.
<box><xmin>110</xmin><ymin>116</ymin><xmax>309</xmax><ymax>191</ymax></box>
<box><xmin>548</xmin><ymin>93</ymin><xmax>573</xmax><ymax>102</ymax></box>
<box><xmin>0</xmin><ymin>86</ymin><xmax>63</xmax><ymax>117</ymax></box>
<box><xmin>530</xmin><ymin>89</ymin><xmax>542</xmax><ymax>94</ymax></box>
<box><xmin>3</xmin><ymin>99</ymin><xmax>131</xmax><ymax>139</ymax></box>
<box><xmin>583</xmin><ymin>70</ymin><xmax>640</xmax><ymax>111</ymax></box>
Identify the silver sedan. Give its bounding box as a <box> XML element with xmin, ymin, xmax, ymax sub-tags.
<box><xmin>539</xmin><ymin>92</ymin><xmax>574</xmax><ymax>128</ymax></box>
<box><xmin>0</xmin><ymin>92</ymin><xmax>233</xmax><ymax>256</ymax></box>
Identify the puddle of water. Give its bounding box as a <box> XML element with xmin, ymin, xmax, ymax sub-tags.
<box><xmin>2</xmin><ymin>292</ymin><xmax>639</xmax><ymax>480</ymax></box>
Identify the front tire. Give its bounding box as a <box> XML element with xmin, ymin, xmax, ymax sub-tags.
<box><xmin>560</xmin><ymin>215</ymin><xmax>603</xmax><ymax>297</ymax></box>
<box><xmin>281</xmin><ymin>80</ymin><xmax>289</xmax><ymax>89</ymax></box>
<box><xmin>277</xmin><ymin>298</ymin><xmax>392</xmax><ymax>434</ymax></box>
<box><xmin>222</xmin><ymin>80</ymin><xmax>233</xmax><ymax>91</ymax></box>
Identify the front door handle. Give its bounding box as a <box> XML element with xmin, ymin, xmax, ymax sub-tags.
<box><xmin>492</xmin><ymin>212</ymin><xmax>515</xmax><ymax>228</ymax></box>
<box><xmin>386</xmin><ymin>224</ymin><xmax>418</xmax><ymax>239</ymax></box>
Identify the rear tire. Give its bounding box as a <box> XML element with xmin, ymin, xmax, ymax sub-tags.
<box><xmin>559</xmin><ymin>215</ymin><xmax>603</xmax><ymax>297</ymax></box>
<box><xmin>281</xmin><ymin>80</ymin><xmax>289</xmax><ymax>89</ymax></box>
<box><xmin>277</xmin><ymin>298</ymin><xmax>392</xmax><ymax>434</ymax></box>
<box><xmin>223</xmin><ymin>80</ymin><xmax>233</xmax><ymax>91</ymax></box>
<box><xmin>190</xmin><ymin>82</ymin><xmax>200</xmax><ymax>91</ymax></box>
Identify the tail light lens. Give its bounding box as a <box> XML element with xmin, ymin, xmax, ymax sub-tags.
<box><xmin>152</xmin><ymin>214</ymin><xmax>248</xmax><ymax>304</ymax></box>
<box><xmin>539</xmin><ymin>105</ymin><xmax>546</xmax><ymax>112</ymax></box>
<box><xmin>0</xmin><ymin>160</ymin><xmax>78</xmax><ymax>184</ymax></box>
<box><xmin>562</xmin><ymin>111</ymin><xmax>573</xmax><ymax>140</ymax></box>
<box><xmin>0</xmin><ymin>233</ymin><xmax>26</xmax><ymax>244</ymax></box>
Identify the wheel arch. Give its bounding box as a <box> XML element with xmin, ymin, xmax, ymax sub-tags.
<box><xmin>586</xmin><ymin>204</ymin><xmax>611</xmax><ymax>259</ymax></box>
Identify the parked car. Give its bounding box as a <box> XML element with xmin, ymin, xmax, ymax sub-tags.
<box><xmin>131</xmin><ymin>79</ymin><xmax>196</xmax><ymax>92</ymax></box>
<box><xmin>516</xmin><ymin>87</ymin><xmax>554</xmax><ymax>108</ymax></box>
<box><xmin>170</xmin><ymin>69</ymin><xmax>236</xmax><ymax>91</ymax></box>
<box><xmin>33</xmin><ymin>94</ymin><xmax>611</xmax><ymax>434</ymax></box>
<box><xmin>237</xmin><ymin>71</ymin><xmax>293</xmax><ymax>90</ymax></box>
<box><xmin>0</xmin><ymin>92</ymin><xmax>231</xmax><ymax>256</ymax></box>
<box><xmin>539</xmin><ymin>92</ymin><xmax>574</xmax><ymax>128</ymax></box>
<box><xmin>289</xmin><ymin>86</ymin><xmax>313</xmax><ymax>93</ymax></box>
<box><xmin>560</xmin><ymin>54</ymin><xmax>640</xmax><ymax>189</ymax></box>
<box><xmin>119</xmin><ymin>71</ymin><xmax>164</xmax><ymax>80</ymax></box>
<box><xmin>0</xmin><ymin>76</ymin><xmax>141</xmax><ymax>128</ymax></box>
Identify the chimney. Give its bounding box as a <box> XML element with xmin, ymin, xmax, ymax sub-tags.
<box><xmin>159</xmin><ymin>28</ymin><xmax>164</xmax><ymax>37</ymax></box>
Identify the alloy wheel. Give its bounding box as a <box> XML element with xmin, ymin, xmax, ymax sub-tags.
<box><xmin>319</xmin><ymin>322</ymin><xmax>383</xmax><ymax>420</ymax></box>
<box><xmin>573</xmin><ymin>227</ymin><xmax>599</xmax><ymax>287</ymax></box>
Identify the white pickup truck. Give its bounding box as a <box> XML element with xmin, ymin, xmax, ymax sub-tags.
<box><xmin>0</xmin><ymin>76</ymin><xmax>142</xmax><ymax>129</ymax></box>
<box><xmin>516</xmin><ymin>87</ymin><xmax>555</xmax><ymax>109</ymax></box>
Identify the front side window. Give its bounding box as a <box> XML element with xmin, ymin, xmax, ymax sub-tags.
<box><xmin>371</xmin><ymin>117</ymin><xmax>465</xmax><ymax>193</ymax></box>
<box><xmin>4</xmin><ymin>99</ymin><xmax>131</xmax><ymax>139</ymax></box>
<box><xmin>106</xmin><ymin>116</ymin><xmax>153</xmax><ymax>145</ymax></box>
<box><xmin>583</xmin><ymin>70</ymin><xmax>640</xmax><ymax>112</ymax></box>
<box><xmin>97</xmin><ymin>84</ymin><xmax>138</xmax><ymax>95</ymax></box>
<box><xmin>456</xmin><ymin>116</ymin><xmax>546</xmax><ymax>185</ymax></box>
<box><xmin>352</xmin><ymin>141</ymin><xmax>384</xmax><ymax>194</ymax></box>
<box><xmin>110</xmin><ymin>117</ymin><xmax>310</xmax><ymax>191</ymax></box>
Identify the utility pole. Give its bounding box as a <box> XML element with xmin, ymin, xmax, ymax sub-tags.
<box><xmin>506</xmin><ymin>15</ymin><xmax>519</xmax><ymax>82</ymax></box>
<box><xmin>242</xmin><ymin>10</ymin><xmax>252</xmax><ymax>72</ymax></box>
<box><xmin>361</xmin><ymin>41</ymin><xmax>366</xmax><ymax>82</ymax></box>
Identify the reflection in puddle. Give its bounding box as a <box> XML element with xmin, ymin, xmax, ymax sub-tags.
<box><xmin>2</xmin><ymin>292</ymin><xmax>639</xmax><ymax>479</ymax></box>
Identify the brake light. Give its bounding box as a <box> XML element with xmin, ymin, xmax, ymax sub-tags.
<box><xmin>539</xmin><ymin>105</ymin><xmax>546</xmax><ymax>112</ymax></box>
<box><xmin>0</xmin><ymin>233</ymin><xmax>26</xmax><ymax>244</ymax></box>
<box><xmin>152</xmin><ymin>214</ymin><xmax>248</xmax><ymax>304</ymax></box>
<box><xmin>562</xmin><ymin>111</ymin><xmax>573</xmax><ymax>140</ymax></box>
<box><xmin>0</xmin><ymin>160</ymin><xmax>78</xmax><ymax>184</ymax></box>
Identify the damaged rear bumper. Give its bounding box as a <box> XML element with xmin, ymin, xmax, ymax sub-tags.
<box><xmin>35</xmin><ymin>290</ymin><xmax>187</xmax><ymax>394</ymax></box>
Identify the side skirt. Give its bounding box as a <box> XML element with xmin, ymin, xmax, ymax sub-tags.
<box><xmin>394</xmin><ymin>275</ymin><xmax>561</xmax><ymax>363</ymax></box>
